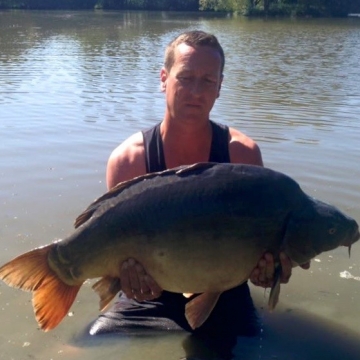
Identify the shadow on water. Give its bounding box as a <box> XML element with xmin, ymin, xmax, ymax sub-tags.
<box><xmin>69</xmin><ymin>307</ymin><xmax>360</xmax><ymax>360</ymax></box>
<box><xmin>233</xmin><ymin>308</ymin><xmax>360</xmax><ymax>360</ymax></box>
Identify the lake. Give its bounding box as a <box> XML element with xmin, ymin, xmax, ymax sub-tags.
<box><xmin>0</xmin><ymin>10</ymin><xmax>360</xmax><ymax>360</ymax></box>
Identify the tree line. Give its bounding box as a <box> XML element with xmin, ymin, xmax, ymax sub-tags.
<box><xmin>206</xmin><ymin>0</ymin><xmax>360</xmax><ymax>17</ymax></box>
<box><xmin>0</xmin><ymin>0</ymin><xmax>198</xmax><ymax>10</ymax></box>
<box><xmin>1</xmin><ymin>0</ymin><xmax>359</xmax><ymax>16</ymax></box>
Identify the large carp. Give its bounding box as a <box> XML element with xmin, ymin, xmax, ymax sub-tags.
<box><xmin>0</xmin><ymin>163</ymin><xmax>358</xmax><ymax>332</ymax></box>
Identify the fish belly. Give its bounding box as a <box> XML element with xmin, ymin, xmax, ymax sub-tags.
<box><xmin>139</xmin><ymin>233</ymin><xmax>264</xmax><ymax>293</ymax></box>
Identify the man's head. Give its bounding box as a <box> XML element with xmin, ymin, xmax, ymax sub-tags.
<box><xmin>161</xmin><ymin>30</ymin><xmax>224</xmax><ymax>123</ymax></box>
<box><xmin>164</xmin><ymin>30</ymin><xmax>225</xmax><ymax>75</ymax></box>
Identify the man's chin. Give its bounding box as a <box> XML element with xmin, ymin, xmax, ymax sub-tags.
<box><xmin>183</xmin><ymin>106</ymin><xmax>206</xmax><ymax>116</ymax></box>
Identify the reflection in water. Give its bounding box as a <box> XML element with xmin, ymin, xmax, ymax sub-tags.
<box><xmin>67</xmin><ymin>300</ymin><xmax>360</xmax><ymax>360</ymax></box>
<box><xmin>0</xmin><ymin>10</ymin><xmax>360</xmax><ymax>360</ymax></box>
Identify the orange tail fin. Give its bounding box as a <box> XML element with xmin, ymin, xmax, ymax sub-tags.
<box><xmin>0</xmin><ymin>244</ymin><xmax>81</xmax><ymax>331</ymax></box>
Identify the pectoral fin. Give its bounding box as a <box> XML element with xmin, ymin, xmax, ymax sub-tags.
<box><xmin>185</xmin><ymin>292</ymin><xmax>221</xmax><ymax>330</ymax></box>
<box><xmin>268</xmin><ymin>264</ymin><xmax>282</xmax><ymax>311</ymax></box>
<box><xmin>92</xmin><ymin>276</ymin><xmax>121</xmax><ymax>311</ymax></box>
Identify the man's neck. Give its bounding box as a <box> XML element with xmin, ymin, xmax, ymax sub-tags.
<box><xmin>160</xmin><ymin>117</ymin><xmax>213</xmax><ymax>168</ymax></box>
<box><xmin>161</xmin><ymin>115</ymin><xmax>211</xmax><ymax>137</ymax></box>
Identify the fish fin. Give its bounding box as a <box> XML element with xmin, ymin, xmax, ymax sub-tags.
<box><xmin>33</xmin><ymin>275</ymin><xmax>81</xmax><ymax>331</ymax></box>
<box><xmin>73</xmin><ymin>179</ymin><xmax>141</xmax><ymax>227</ymax></box>
<box><xmin>0</xmin><ymin>244</ymin><xmax>55</xmax><ymax>291</ymax></box>
<box><xmin>0</xmin><ymin>244</ymin><xmax>81</xmax><ymax>331</ymax></box>
<box><xmin>92</xmin><ymin>276</ymin><xmax>121</xmax><ymax>311</ymax></box>
<box><xmin>175</xmin><ymin>162</ymin><xmax>215</xmax><ymax>175</ymax></box>
<box><xmin>74</xmin><ymin>169</ymin><xmax>183</xmax><ymax>228</ymax></box>
<box><xmin>268</xmin><ymin>264</ymin><xmax>282</xmax><ymax>311</ymax></box>
<box><xmin>185</xmin><ymin>292</ymin><xmax>221</xmax><ymax>330</ymax></box>
<box><xmin>74</xmin><ymin>163</ymin><xmax>217</xmax><ymax>228</ymax></box>
<box><xmin>183</xmin><ymin>293</ymin><xmax>194</xmax><ymax>298</ymax></box>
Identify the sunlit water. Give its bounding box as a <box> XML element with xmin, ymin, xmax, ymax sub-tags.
<box><xmin>0</xmin><ymin>10</ymin><xmax>360</xmax><ymax>360</ymax></box>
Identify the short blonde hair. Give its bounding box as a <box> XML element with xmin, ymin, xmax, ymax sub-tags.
<box><xmin>164</xmin><ymin>30</ymin><xmax>225</xmax><ymax>74</ymax></box>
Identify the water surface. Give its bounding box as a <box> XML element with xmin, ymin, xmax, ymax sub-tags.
<box><xmin>1</xmin><ymin>10</ymin><xmax>360</xmax><ymax>359</ymax></box>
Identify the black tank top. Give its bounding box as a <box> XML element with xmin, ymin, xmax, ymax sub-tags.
<box><xmin>142</xmin><ymin>120</ymin><xmax>230</xmax><ymax>173</ymax></box>
<box><xmin>138</xmin><ymin>121</ymin><xmax>256</xmax><ymax>336</ymax></box>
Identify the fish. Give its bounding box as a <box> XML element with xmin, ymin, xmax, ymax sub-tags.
<box><xmin>0</xmin><ymin>163</ymin><xmax>358</xmax><ymax>332</ymax></box>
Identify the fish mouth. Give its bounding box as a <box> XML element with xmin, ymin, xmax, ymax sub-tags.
<box><xmin>355</xmin><ymin>229</ymin><xmax>360</xmax><ymax>242</ymax></box>
<box><xmin>351</xmin><ymin>228</ymin><xmax>359</xmax><ymax>244</ymax></box>
<box><xmin>344</xmin><ymin>228</ymin><xmax>360</xmax><ymax>257</ymax></box>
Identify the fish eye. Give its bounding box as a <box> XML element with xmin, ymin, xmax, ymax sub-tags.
<box><xmin>329</xmin><ymin>227</ymin><xmax>337</xmax><ymax>235</ymax></box>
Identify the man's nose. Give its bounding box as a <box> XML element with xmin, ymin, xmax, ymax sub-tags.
<box><xmin>189</xmin><ymin>79</ymin><xmax>204</xmax><ymax>95</ymax></box>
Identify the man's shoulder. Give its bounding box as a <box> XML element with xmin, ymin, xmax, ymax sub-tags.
<box><xmin>111</xmin><ymin>131</ymin><xmax>144</xmax><ymax>158</ymax></box>
<box><xmin>228</xmin><ymin>127</ymin><xmax>256</xmax><ymax>147</ymax></box>
<box><xmin>228</xmin><ymin>127</ymin><xmax>263</xmax><ymax>166</ymax></box>
<box><xmin>106</xmin><ymin>131</ymin><xmax>146</xmax><ymax>186</ymax></box>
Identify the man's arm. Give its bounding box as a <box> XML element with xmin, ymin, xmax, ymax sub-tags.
<box><xmin>106</xmin><ymin>132</ymin><xmax>147</xmax><ymax>188</ymax></box>
<box><xmin>106</xmin><ymin>132</ymin><xmax>164</xmax><ymax>301</ymax></box>
<box><xmin>228</xmin><ymin>127</ymin><xmax>310</xmax><ymax>288</ymax></box>
<box><xmin>228</xmin><ymin>127</ymin><xmax>263</xmax><ymax>166</ymax></box>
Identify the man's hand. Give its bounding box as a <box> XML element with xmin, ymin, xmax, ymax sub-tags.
<box><xmin>120</xmin><ymin>258</ymin><xmax>163</xmax><ymax>301</ymax></box>
<box><xmin>249</xmin><ymin>252</ymin><xmax>310</xmax><ymax>288</ymax></box>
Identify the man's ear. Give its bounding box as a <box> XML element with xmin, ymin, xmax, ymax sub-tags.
<box><xmin>160</xmin><ymin>67</ymin><xmax>168</xmax><ymax>92</ymax></box>
<box><xmin>216</xmin><ymin>75</ymin><xmax>223</xmax><ymax>98</ymax></box>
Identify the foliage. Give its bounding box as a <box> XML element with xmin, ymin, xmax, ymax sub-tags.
<box><xmin>98</xmin><ymin>0</ymin><xmax>199</xmax><ymax>10</ymax></box>
<box><xmin>200</xmin><ymin>0</ymin><xmax>254</xmax><ymax>13</ymax></box>
<box><xmin>200</xmin><ymin>0</ymin><xmax>360</xmax><ymax>16</ymax></box>
<box><xmin>0</xmin><ymin>0</ymin><xmax>97</xmax><ymax>9</ymax></box>
<box><xmin>0</xmin><ymin>0</ymin><xmax>199</xmax><ymax>10</ymax></box>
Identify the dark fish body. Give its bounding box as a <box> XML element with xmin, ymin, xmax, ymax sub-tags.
<box><xmin>0</xmin><ymin>163</ymin><xmax>359</xmax><ymax>331</ymax></box>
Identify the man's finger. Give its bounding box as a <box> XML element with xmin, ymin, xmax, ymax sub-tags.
<box><xmin>120</xmin><ymin>260</ymin><xmax>134</xmax><ymax>298</ymax></box>
<box><xmin>144</xmin><ymin>274</ymin><xmax>163</xmax><ymax>298</ymax></box>
<box><xmin>249</xmin><ymin>267</ymin><xmax>260</xmax><ymax>284</ymax></box>
<box><xmin>128</xmin><ymin>258</ymin><xmax>141</xmax><ymax>293</ymax></box>
<box><xmin>257</xmin><ymin>258</ymin><xmax>267</xmax><ymax>283</ymax></box>
<box><xmin>264</xmin><ymin>253</ymin><xmax>275</xmax><ymax>281</ymax></box>
<box><xmin>135</xmin><ymin>264</ymin><xmax>152</xmax><ymax>295</ymax></box>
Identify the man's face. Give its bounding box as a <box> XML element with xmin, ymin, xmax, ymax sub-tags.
<box><xmin>161</xmin><ymin>43</ymin><xmax>223</xmax><ymax>122</ymax></box>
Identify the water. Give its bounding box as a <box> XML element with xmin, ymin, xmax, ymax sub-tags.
<box><xmin>0</xmin><ymin>10</ymin><xmax>360</xmax><ymax>359</ymax></box>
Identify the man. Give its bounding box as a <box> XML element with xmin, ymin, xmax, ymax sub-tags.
<box><xmin>91</xmin><ymin>31</ymin><xmax>309</xmax><ymax>349</ymax></box>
